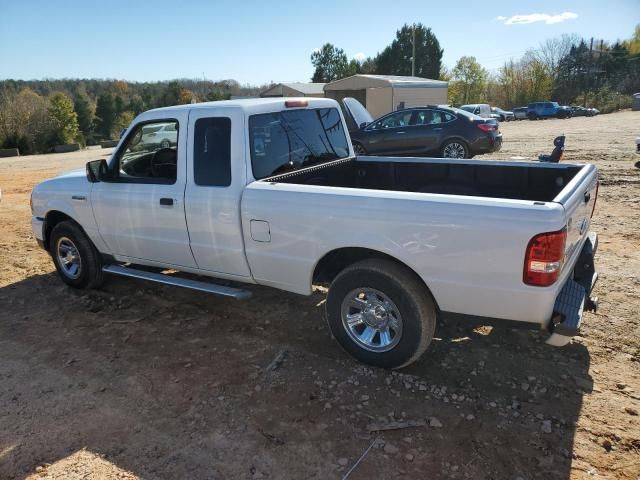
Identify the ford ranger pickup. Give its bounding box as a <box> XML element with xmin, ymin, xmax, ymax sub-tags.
<box><xmin>30</xmin><ymin>98</ymin><xmax>599</xmax><ymax>368</ymax></box>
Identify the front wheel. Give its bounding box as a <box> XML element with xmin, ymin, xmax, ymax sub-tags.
<box><xmin>326</xmin><ymin>259</ymin><xmax>437</xmax><ymax>369</ymax></box>
<box><xmin>441</xmin><ymin>139</ymin><xmax>469</xmax><ymax>159</ymax></box>
<box><xmin>49</xmin><ymin>220</ymin><xmax>104</xmax><ymax>289</ymax></box>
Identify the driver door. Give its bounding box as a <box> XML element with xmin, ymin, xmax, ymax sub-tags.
<box><xmin>91</xmin><ymin>112</ymin><xmax>197</xmax><ymax>268</ymax></box>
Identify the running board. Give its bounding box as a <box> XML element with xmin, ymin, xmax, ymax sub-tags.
<box><xmin>102</xmin><ymin>265</ymin><xmax>252</xmax><ymax>300</ymax></box>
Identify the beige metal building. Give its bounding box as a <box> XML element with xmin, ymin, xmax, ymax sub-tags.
<box><xmin>260</xmin><ymin>82</ymin><xmax>326</xmax><ymax>98</ymax></box>
<box><xmin>324</xmin><ymin>75</ymin><xmax>448</xmax><ymax>118</ymax></box>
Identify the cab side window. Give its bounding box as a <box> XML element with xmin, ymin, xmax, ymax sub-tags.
<box><xmin>370</xmin><ymin>111</ymin><xmax>413</xmax><ymax>130</ymax></box>
<box><xmin>414</xmin><ymin>110</ymin><xmax>438</xmax><ymax>125</ymax></box>
<box><xmin>193</xmin><ymin>117</ymin><xmax>231</xmax><ymax>187</ymax></box>
<box><xmin>415</xmin><ymin>110</ymin><xmax>454</xmax><ymax>125</ymax></box>
<box><xmin>116</xmin><ymin>120</ymin><xmax>178</xmax><ymax>184</ymax></box>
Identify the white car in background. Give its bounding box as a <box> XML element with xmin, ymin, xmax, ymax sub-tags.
<box><xmin>459</xmin><ymin>103</ymin><xmax>492</xmax><ymax>118</ymax></box>
<box><xmin>141</xmin><ymin>122</ymin><xmax>177</xmax><ymax>149</ymax></box>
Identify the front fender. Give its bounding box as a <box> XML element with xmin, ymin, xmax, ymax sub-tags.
<box><xmin>31</xmin><ymin>176</ymin><xmax>110</xmax><ymax>255</ymax></box>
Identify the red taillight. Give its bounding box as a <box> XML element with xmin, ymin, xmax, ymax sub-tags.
<box><xmin>523</xmin><ymin>229</ymin><xmax>567</xmax><ymax>286</ymax></box>
<box><xmin>591</xmin><ymin>181</ymin><xmax>599</xmax><ymax>218</ymax></box>
<box><xmin>477</xmin><ymin>123</ymin><xmax>496</xmax><ymax>132</ymax></box>
<box><xmin>285</xmin><ymin>100</ymin><xmax>308</xmax><ymax>108</ymax></box>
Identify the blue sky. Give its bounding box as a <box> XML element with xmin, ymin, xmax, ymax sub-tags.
<box><xmin>0</xmin><ymin>0</ymin><xmax>637</xmax><ymax>85</ymax></box>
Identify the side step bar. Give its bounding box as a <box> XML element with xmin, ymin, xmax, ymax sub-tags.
<box><xmin>102</xmin><ymin>265</ymin><xmax>252</xmax><ymax>300</ymax></box>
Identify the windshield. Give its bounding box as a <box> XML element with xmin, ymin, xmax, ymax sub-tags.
<box><xmin>249</xmin><ymin>107</ymin><xmax>350</xmax><ymax>180</ymax></box>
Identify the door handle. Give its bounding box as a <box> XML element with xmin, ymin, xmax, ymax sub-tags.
<box><xmin>396</xmin><ymin>131</ymin><xmax>406</xmax><ymax>135</ymax></box>
<box><xmin>433</xmin><ymin>128</ymin><xmax>443</xmax><ymax>131</ymax></box>
<box><xmin>159</xmin><ymin>198</ymin><xmax>174</xmax><ymax>206</ymax></box>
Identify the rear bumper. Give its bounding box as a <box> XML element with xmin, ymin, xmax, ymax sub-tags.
<box><xmin>547</xmin><ymin>232</ymin><xmax>598</xmax><ymax>346</ymax></box>
<box><xmin>471</xmin><ymin>134</ymin><xmax>502</xmax><ymax>155</ymax></box>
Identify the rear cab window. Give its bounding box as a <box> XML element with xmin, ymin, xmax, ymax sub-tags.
<box><xmin>249</xmin><ymin>107</ymin><xmax>349</xmax><ymax>180</ymax></box>
<box><xmin>193</xmin><ymin>117</ymin><xmax>231</xmax><ymax>186</ymax></box>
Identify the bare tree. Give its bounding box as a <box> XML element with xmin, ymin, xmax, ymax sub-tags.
<box><xmin>534</xmin><ymin>34</ymin><xmax>581</xmax><ymax>79</ymax></box>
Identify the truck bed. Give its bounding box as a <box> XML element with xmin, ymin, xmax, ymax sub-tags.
<box><xmin>264</xmin><ymin>156</ymin><xmax>583</xmax><ymax>202</ymax></box>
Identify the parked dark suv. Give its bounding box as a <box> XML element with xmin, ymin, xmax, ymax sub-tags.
<box><xmin>341</xmin><ymin>98</ymin><xmax>502</xmax><ymax>159</ymax></box>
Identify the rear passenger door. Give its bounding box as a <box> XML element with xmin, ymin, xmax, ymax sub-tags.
<box><xmin>409</xmin><ymin>109</ymin><xmax>451</xmax><ymax>153</ymax></box>
<box><xmin>184</xmin><ymin>108</ymin><xmax>252</xmax><ymax>278</ymax></box>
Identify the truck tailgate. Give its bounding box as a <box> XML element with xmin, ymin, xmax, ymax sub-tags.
<box><xmin>553</xmin><ymin>163</ymin><xmax>598</xmax><ymax>272</ymax></box>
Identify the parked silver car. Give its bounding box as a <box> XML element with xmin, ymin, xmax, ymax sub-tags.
<box><xmin>513</xmin><ymin>107</ymin><xmax>528</xmax><ymax>120</ymax></box>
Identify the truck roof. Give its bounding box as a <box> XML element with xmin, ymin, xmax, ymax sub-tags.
<box><xmin>147</xmin><ymin>97</ymin><xmax>339</xmax><ymax>115</ymax></box>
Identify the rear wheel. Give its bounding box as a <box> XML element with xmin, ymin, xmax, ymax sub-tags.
<box><xmin>326</xmin><ymin>259</ymin><xmax>437</xmax><ymax>369</ymax></box>
<box><xmin>49</xmin><ymin>221</ymin><xmax>103</xmax><ymax>289</ymax></box>
<box><xmin>441</xmin><ymin>139</ymin><xmax>469</xmax><ymax>159</ymax></box>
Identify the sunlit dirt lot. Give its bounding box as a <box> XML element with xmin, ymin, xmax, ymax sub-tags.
<box><xmin>0</xmin><ymin>111</ymin><xmax>639</xmax><ymax>479</ymax></box>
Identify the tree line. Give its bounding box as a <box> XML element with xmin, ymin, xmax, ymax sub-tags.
<box><xmin>311</xmin><ymin>24</ymin><xmax>640</xmax><ymax>111</ymax></box>
<box><xmin>1</xmin><ymin>24</ymin><xmax>637</xmax><ymax>155</ymax></box>
<box><xmin>0</xmin><ymin>79</ymin><xmax>263</xmax><ymax>154</ymax></box>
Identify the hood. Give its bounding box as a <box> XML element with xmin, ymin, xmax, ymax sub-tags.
<box><xmin>341</xmin><ymin>97</ymin><xmax>374</xmax><ymax>131</ymax></box>
<box><xmin>56</xmin><ymin>167</ymin><xmax>87</xmax><ymax>179</ymax></box>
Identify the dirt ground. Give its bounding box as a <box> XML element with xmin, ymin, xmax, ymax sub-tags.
<box><xmin>0</xmin><ymin>111</ymin><xmax>638</xmax><ymax>480</ymax></box>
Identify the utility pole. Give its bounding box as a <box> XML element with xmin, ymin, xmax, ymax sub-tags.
<box><xmin>411</xmin><ymin>25</ymin><xmax>416</xmax><ymax>76</ymax></box>
<box><xmin>583</xmin><ymin>37</ymin><xmax>593</xmax><ymax>106</ymax></box>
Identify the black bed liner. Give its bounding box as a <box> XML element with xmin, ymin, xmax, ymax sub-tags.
<box><xmin>263</xmin><ymin>156</ymin><xmax>583</xmax><ymax>202</ymax></box>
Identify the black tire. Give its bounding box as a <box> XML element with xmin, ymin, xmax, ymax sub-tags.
<box><xmin>440</xmin><ymin>139</ymin><xmax>469</xmax><ymax>159</ymax></box>
<box><xmin>326</xmin><ymin>259</ymin><xmax>437</xmax><ymax>369</ymax></box>
<box><xmin>49</xmin><ymin>220</ymin><xmax>104</xmax><ymax>289</ymax></box>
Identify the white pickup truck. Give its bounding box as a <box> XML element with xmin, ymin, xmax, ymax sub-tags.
<box><xmin>31</xmin><ymin>98</ymin><xmax>599</xmax><ymax>368</ymax></box>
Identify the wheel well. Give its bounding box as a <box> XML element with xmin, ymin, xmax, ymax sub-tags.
<box><xmin>43</xmin><ymin>211</ymin><xmax>76</xmax><ymax>249</ymax></box>
<box><xmin>312</xmin><ymin>247</ymin><xmax>438</xmax><ymax>306</ymax></box>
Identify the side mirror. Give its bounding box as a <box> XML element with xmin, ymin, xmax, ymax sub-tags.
<box><xmin>359</xmin><ymin>122</ymin><xmax>369</xmax><ymax>129</ymax></box>
<box><xmin>86</xmin><ymin>159</ymin><xmax>109</xmax><ymax>183</ymax></box>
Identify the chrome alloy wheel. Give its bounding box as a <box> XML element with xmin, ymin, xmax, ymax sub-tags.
<box><xmin>56</xmin><ymin>236</ymin><xmax>82</xmax><ymax>279</ymax></box>
<box><xmin>341</xmin><ymin>288</ymin><xmax>402</xmax><ymax>352</ymax></box>
<box><xmin>443</xmin><ymin>142</ymin><xmax>466</xmax><ymax>158</ymax></box>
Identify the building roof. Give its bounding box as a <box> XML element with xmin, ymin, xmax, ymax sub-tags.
<box><xmin>324</xmin><ymin>74</ymin><xmax>448</xmax><ymax>90</ymax></box>
<box><xmin>260</xmin><ymin>82</ymin><xmax>326</xmax><ymax>97</ymax></box>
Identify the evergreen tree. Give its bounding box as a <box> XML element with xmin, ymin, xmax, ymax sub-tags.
<box><xmin>73</xmin><ymin>92</ymin><xmax>94</xmax><ymax>142</ymax></box>
<box><xmin>95</xmin><ymin>92</ymin><xmax>116</xmax><ymax>139</ymax></box>
<box><xmin>375</xmin><ymin>24</ymin><xmax>443</xmax><ymax>78</ymax></box>
<box><xmin>311</xmin><ymin>44</ymin><xmax>349</xmax><ymax>82</ymax></box>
